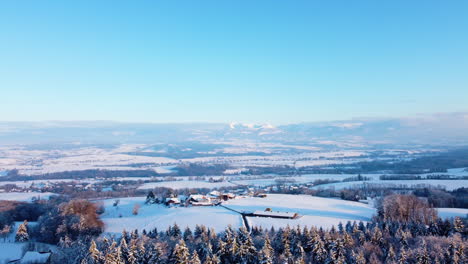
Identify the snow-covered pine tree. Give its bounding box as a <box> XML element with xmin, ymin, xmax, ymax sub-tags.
<box><xmin>281</xmin><ymin>239</ymin><xmax>293</xmax><ymax>264</ymax></box>
<box><xmin>122</xmin><ymin>230</ymin><xmax>130</xmax><ymax>242</ymax></box>
<box><xmin>398</xmin><ymin>247</ymin><xmax>408</xmax><ymax>264</ymax></box>
<box><xmin>416</xmin><ymin>240</ymin><xmax>430</xmax><ymax>264</ymax></box>
<box><xmin>88</xmin><ymin>240</ymin><xmax>102</xmax><ymax>264</ymax></box>
<box><xmin>387</xmin><ymin>245</ymin><xmax>397</xmax><ymax>263</ymax></box>
<box><xmin>127</xmin><ymin>238</ymin><xmax>138</xmax><ymax>264</ymax></box>
<box><xmin>170</xmin><ymin>239</ymin><xmax>190</xmax><ymax>264</ymax></box>
<box><xmin>104</xmin><ymin>241</ymin><xmax>123</xmax><ymax>264</ymax></box>
<box><xmin>352</xmin><ymin>250</ymin><xmax>366</xmax><ymax>264</ymax></box>
<box><xmin>259</xmin><ymin>236</ymin><xmax>274</xmax><ymax>264</ymax></box>
<box><xmin>183</xmin><ymin>227</ymin><xmax>193</xmax><ymax>241</ymax></box>
<box><xmin>312</xmin><ymin>235</ymin><xmax>327</xmax><ymax>263</ymax></box>
<box><xmin>358</xmin><ymin>231</ymin><xmax>366</xmax><ymax>246</ymax></box>
<box><xmin>136</xmin><ymin>240</ymin><xmax>146</xmax><ymax>263</ymax></box>
<box><xmin>131</xmin><ymin>229</ymin><xmax>138</xmax><ymax>240</ymax></box>
<box><xmin>119</xmin><ymin>237</ymin><xmax>129</xmax><ymax>263</ymax></box>
<box><xmin>147</xmin><ymin>243</ymin><xmax>164</xmax><ymax>264</ymax></box>
<box><xmin>15</xmin><ymin>220</ymin><xmax>29</xmax><ymax>242</ymax></box>
<box><xmin>236</xmin><ymin>228</ymin><xmax>258</xmax><ymax>264</ymax></box>
<box><xmin>102</xmin><ymin>237</ymin><xmax>111</xmax><ymax>253</ymax></box>
<box><xmin>453</xmin><ymin>217</ymin><xmax>465</xmax><ymax>234</ymax></box>
<box><xmin>343</xmin><ymin>231</ymin><xmax>354</xmax><ymax>248</ymax></box>
<box><xmin>171</xmin><ymin>223</ymin><xmax>182</xmax><ymax>238</ymax></box>
<box><xmin>190</xmin><ymin>250</ymin><xmax>201</xmax><ymax>264</ymax></box>
<box><xmin>197</xmin><ymin>241</ymin><xmax>213</xmax><ymax>262</ymax></box>
<box><xmin>372</xmin><ymin>226</ymin><xmax>384</xmax><ymax>246</ymax></box>
<box><xmin>293</xmin><ymin>242</ymin><xmax>305</xmax><ymax>264</ymax></box>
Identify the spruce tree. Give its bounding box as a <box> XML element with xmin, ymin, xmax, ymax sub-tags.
<box><xmin>312</xmin><ymin>235</ymin><xmax>327</xmax><ymax>263</ymax></box>
<box><xmin>353</xmin><ymin>250</ymin><xmax>366</xmax><ymax>264</ymax></box>
<box><xmin>104</xmin><ymin>241</ymin><xmax>123</xmax><ymax>264</ymax></box>
<box><xmin>127</xmin><ymin>238</ymin><xmax>138</xmax><ymax>264</ymax></box>
<box><xmin>120</xmin><ymin>237</ymin><xmax>129</xmax><ymax>263</ymax></box>
<box><xmin>15</xmin><ymin>220</ymin><xmax>29</xmax><ymax>242</ymax></box>
<box><xmin>147</xmin><ymin>243</ymin><xmax>163</xmax><ymax>264</ymax></box>
<box><xmin>259</xmin><ymin>236</ymin><xmax>274</xmax><ymax>264</ymax></box>
<box><xmin>170</xmin><ymin>239</ymin><xmax>190</xmax><ymax>264</ymax></box>
<box><xmin>190</xmin><ymin>250</ymin><xmax>201</xmax><ymax>264</ymax></box>
<box><xmin>416</xmin><ymin>240</ymin><xmax>430</xmax><ymax>264</ymax></box>
<box><xmin>89</xmin><ymin>240</ymin><xmax>102</xmax><ymax>264</ymax></box>
<box><xmin>387</xmin><ymin>245</ymin><xmax>397</xmax><ymax>263</ymax></box>
<box><xmin>453</xmin><ymin>217</ymin><xmax>465</xmax><ymax>234</ymax></box>
<box><xmin>183</xmin><ymin>227</ymin><xmax>193</xmax><ymax>241</ymax></box>
<box><xmin>398</xmin><ymin>247</ymin><xmax>408</xmax><ymax>264</ymax></box>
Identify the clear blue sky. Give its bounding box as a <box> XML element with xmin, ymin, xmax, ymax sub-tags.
<box><xmin>1</xmin><ymin>1</ymin><xmax>467</xmax><ymax>124</ymax></box>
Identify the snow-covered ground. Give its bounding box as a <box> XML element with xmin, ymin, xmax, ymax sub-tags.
<box><xmin>0</xmin><ymin>192</ymin><xmax>56</xmax><ymax>202</ymax></box>
<box><xmin>0</xmin><ymin>145</ymin><xmax>177</xmax><ymax>175</ymax></box>
<box><xmin>422</xmin><ymin>167</ymin><xmax>468</xmax><ymax>177</ymax></box>
<box><xmin>138</xmin><ymin>180</ymin><xmax>236</xmax><ymax>190</ymax></box>
<box><xmin>183</xmin><ymin>150</ymin><xmax>368</xmax><ymax>168</ymax></box>
<box><xmin>99</xmin><ymin>197</ymin><xmax>243</xmax><ymax>235</ymax></box>
<box><xmin>223</xmin><ymin>194</ymin><xmax>376</xmax><ymax>229</ymax></box>
<box><xmin>0</xmin><ymin>144</ymin><xmax>375</xmax><ymax>175</ymax></box>
<box><xmin>311</xmin><ymin>179</ymin><xmax>468</xmax><ymax>191</ymax></box>
<box><xmin>232</xmin><ymin>174</ymin><xmax>382</xmax><ymax>187</ymax></box>
<box><xmin>0</xmin><ymin>242</ymin><xmax>26</xmax><ymax>263</ymax></box>
<box><xmin>437</xmin><ymin>208</ymin><xmax>468</xmax><ymax>219</ymax></box>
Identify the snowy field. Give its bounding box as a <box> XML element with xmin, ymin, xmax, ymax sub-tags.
<box><xmin>99</xmin><ymin>197</ymin><xmax>243</xmax><ymax>235</ymax></box>
<box><xmin>311</xmin><ymin>179</ymin><xmax>468</xmax><ymax>191</ymax></box>
<box><xmin>437</xmin><ymin>208</ymin><xmax>468</xmax><ymax>219</ymax></box>
<box><xmin>223</xmin><ymin>194</ymin><xmax>376</xmax><ymax>229</ymax></box>
<box><xmin>0</xmin><ymin>145</ymin><xmax>177</xmax><ymax>175</ymax></box>
<box><xmin>0</xmin><ymin>144</ymin><xmax>375</xmax><ymax>175</ymax></box>
<box><xmin>422</xmin><ymin>167</ymin><xmax>468</xmax><ymax>177</ymax></box>
<box><xmin>0</xmin><ymin>243</ymin><xmax>25</xmax><ymax>263</ymax></box>
<box><xmin>231</xmin><ymin>174</ymin><xmax>382</xmax><ymax>187</ymax></box>
<box><xmin>0</xmin><ymin>192</ymin><xmax>56</xmax><ymax>202</ymax></box>
<box><xmin>138</xmin><ymin>180</ymin><xmax>236</xmax><ymax>190</ymax></box>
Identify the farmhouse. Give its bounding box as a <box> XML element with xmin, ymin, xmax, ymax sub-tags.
<box><xmin>221</xmin><ymin>193</ymin><xmax>236</xmax><ymax>200</ymax></box>
<box><xmin>208</xmin><ymin>190</ymin><xmax>221</xmax><ymax>198</ymax></box>
<box><xmin>187</xmin><ymin>194</ymin><xmax>213</xmax><ymax>206</ymax></box>
<box><xmin>165</xmin><ymin>197</ymin><xmax>181</xmax><ymax>206</ymax></box>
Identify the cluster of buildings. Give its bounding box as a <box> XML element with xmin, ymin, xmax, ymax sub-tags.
<box><xmin>164</xmin><ymin>190</ymin><xmax>237</xmax><ymax>206</ymax></box>
<box><xmin>164</xmin><ymin>190</ymin><xmax>267</xmax><ymax>207</ymax></box>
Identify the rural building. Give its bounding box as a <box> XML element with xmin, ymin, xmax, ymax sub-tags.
<box><xmin>252</xmin><ymin>210</ymin><xmax>299</xmax><ymax>219</ymax></box>
<box><xmin>165</xmin><ymin>197</ymin><xmax>181</xmax><ymax>206</ymax></box>
<box><xmin>187</xmin><ymin>194</ymin><xmax>213</xmax><ymax>206</ymax></box>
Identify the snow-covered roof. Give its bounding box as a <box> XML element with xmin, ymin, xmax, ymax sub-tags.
<box><xmin>208</xmin><ymin>191</ymin><xmax>221</xmax><ymax>197</ymax></box>
<box><xmin>253</xmin><ymin>211</ymin><xmax>297</xmax><ymax>218</ymax></box>
<box><xmin>166</xmin><ymin>197</ymin><xmax>180</xmax><ymax>203</ymax></box>
<box><xmin>21</xmin><ymin>251</ymin><xmax>51</xmax><ymax>264</ymax></box>
<box><xmin>189</xmin><ymin>194</ymin><xmax>210</xmax><ymax>202</ymax></box>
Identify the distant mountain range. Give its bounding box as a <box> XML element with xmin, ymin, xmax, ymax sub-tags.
<box><xmin>0</xmin><ymin>112</ymin><xmax>467</xmax><ymax>146</ymax></box>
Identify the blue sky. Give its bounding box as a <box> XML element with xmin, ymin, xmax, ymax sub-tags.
<box><xmin>1</xmin><ymin>1</ymin><xmax>467</xmax><ymax>124</ymax></box>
